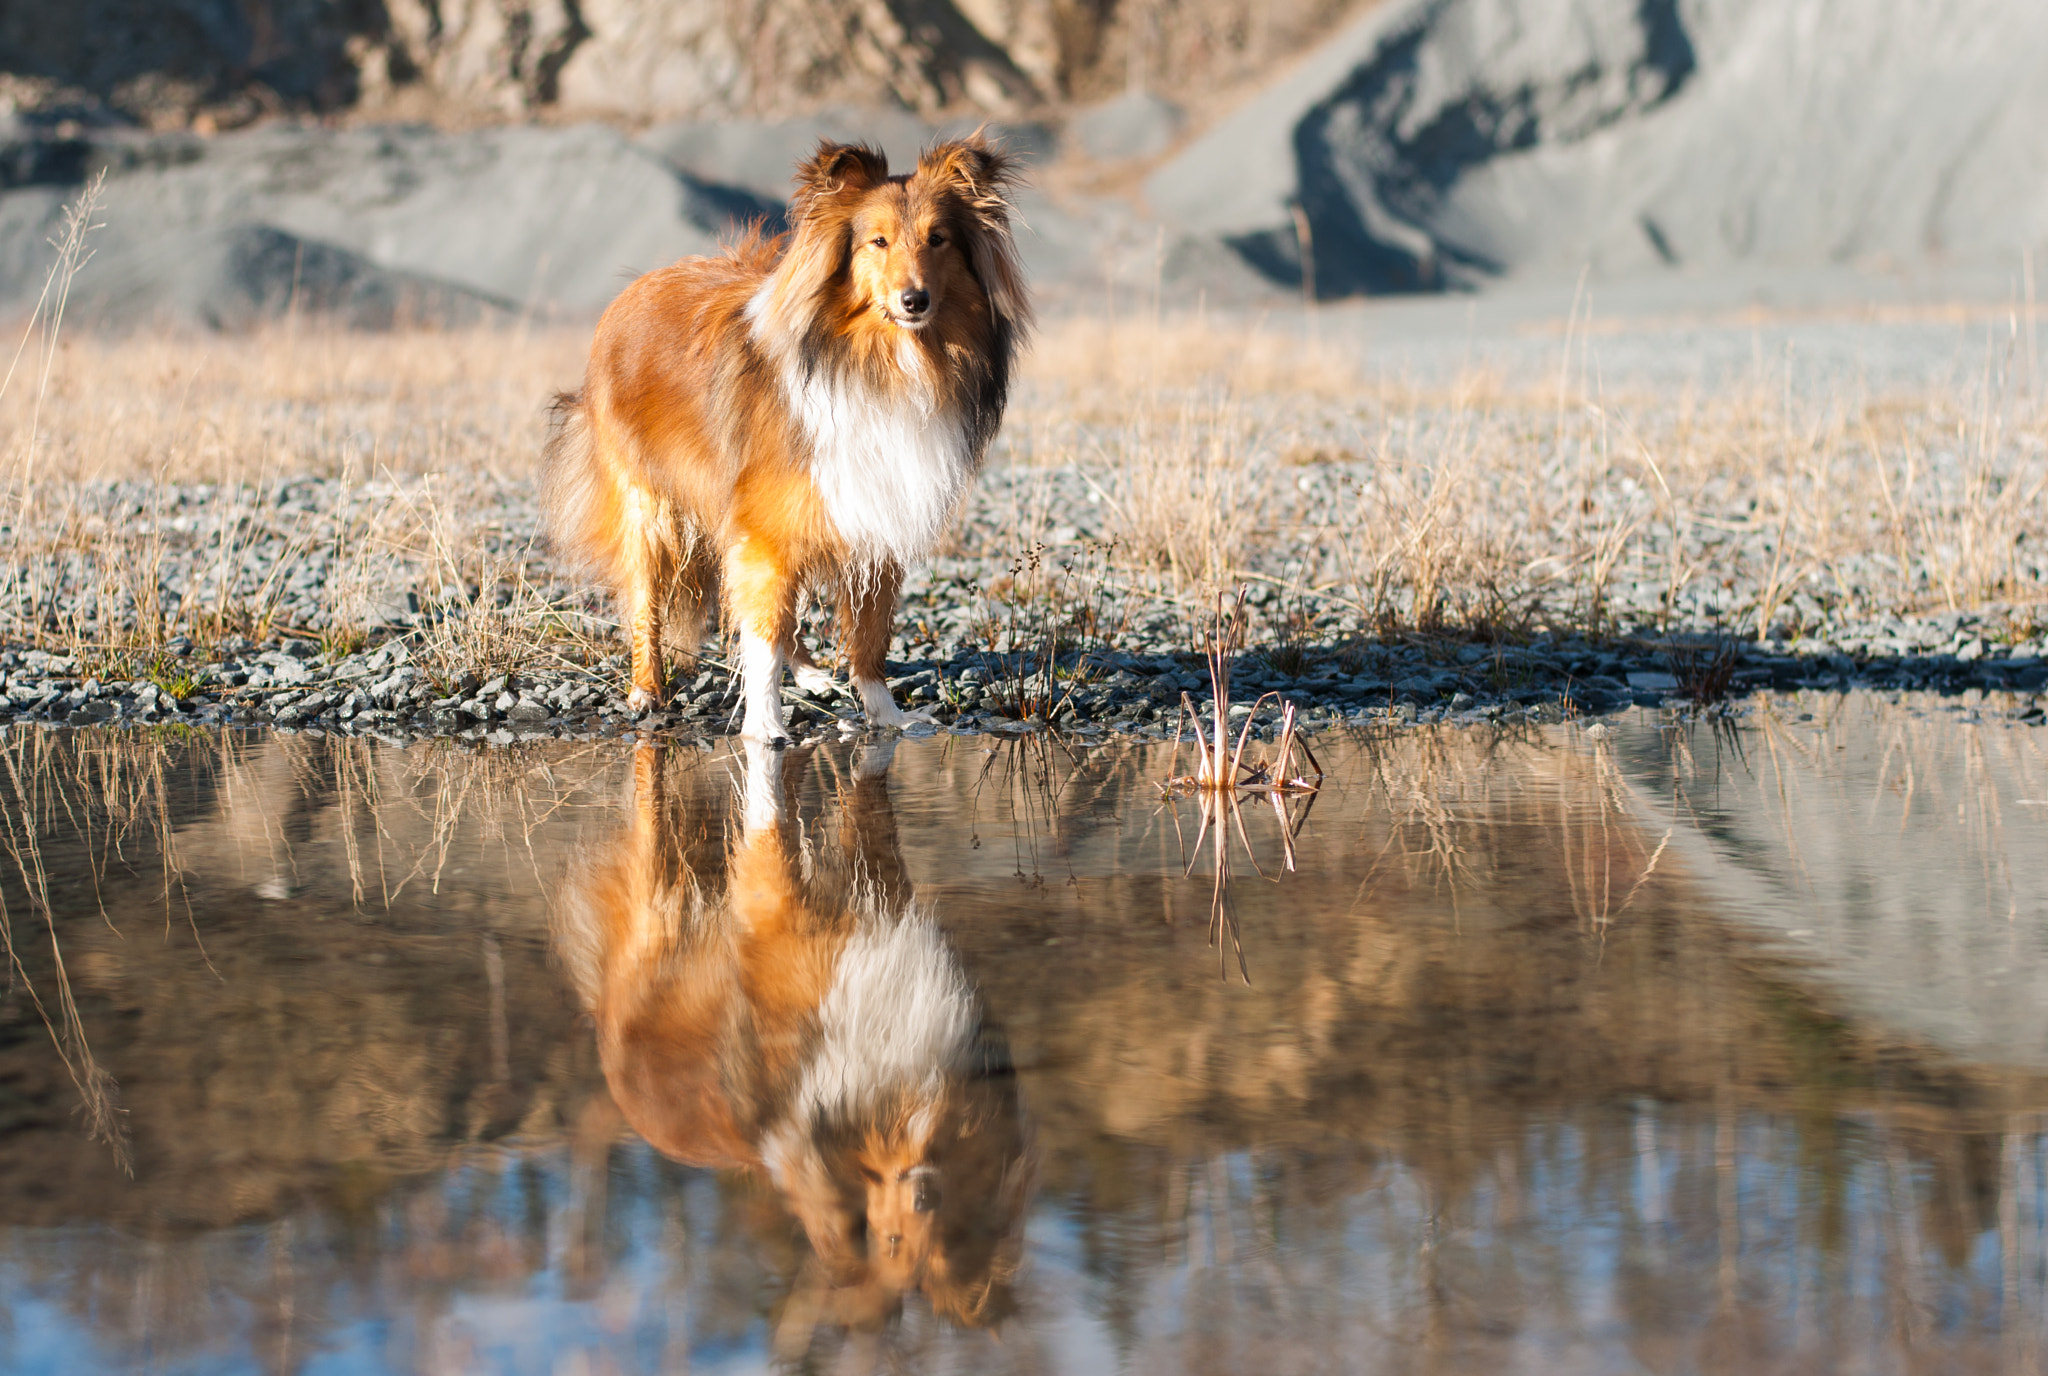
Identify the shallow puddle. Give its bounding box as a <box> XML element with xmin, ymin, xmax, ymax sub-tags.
<box><xmin>1</xmin><ymin>695</ymin><xmax>2045</xmax><ymax>1374</ymax></box>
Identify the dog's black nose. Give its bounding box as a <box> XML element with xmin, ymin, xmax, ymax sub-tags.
<box><xmin>899</xmin><ymin>288</ymin><xmax>929</xmax><ymax>316</ymax></box>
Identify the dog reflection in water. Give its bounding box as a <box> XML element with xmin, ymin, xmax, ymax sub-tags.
<box><xmin>556</xmin><ymin>737</ymin><xmax>1030</xmax><ymax>1341</ymax></box>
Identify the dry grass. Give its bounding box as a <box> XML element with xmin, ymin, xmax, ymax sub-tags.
<box><xmin>1</xmin><ymin>297</ymin><xmax>2044</xmax><ymax>678</ymax></box>
<box><xmin>963</xmin><ymin>539</ymin><xmax>1135</xmax><ymax>720</ymax></box>
<box><xmin>0</xmin><ymin>302</ymin><xmax>598</xmax><ymax>676</ymax></box>
<box><xmin>0</xmin><ymin>323</ymin><xmax>581</xmax><ymax>486</ymax></box>
<box><xmin>1007</xmin><ymin>311</ymin><xmax>2048</xmax><ymax>646</ymax></box>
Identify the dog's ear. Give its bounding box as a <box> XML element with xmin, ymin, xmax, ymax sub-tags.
<box><xmin>789</xmin><ymin>141</ymin><xmax>889</xmax><ymax>224</ymax></box>
<box><xmin>917</xmin><ymin>134</ymin><xmax>1032</xmax><ymax>333</ymax></box>
<box><xmin>759</xmin><ymin>142</ymin><xmax>891</xmax><ymax>348</ymax></box>
<box><xmin>914</xmin><ymin>136</ymin><xmax>1012</xmax><ymax>201</ymax></box>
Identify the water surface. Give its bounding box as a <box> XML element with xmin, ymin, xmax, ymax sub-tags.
<box><xmin>1</xmin><ymin>694</ymin><xmax>2044</xmax><ymax>1374</ymax></box>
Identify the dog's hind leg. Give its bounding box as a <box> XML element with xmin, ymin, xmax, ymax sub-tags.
<box><xmin>787</xmin><ymin>636</ymin><xmax>836</xmax><ymax>696</ymax></box>
<box><xmin>843</xmin><ymin>561</ymin><xmax>922</xmax><ymax>729</ymax></box>
<box><xmin>726</xmin><ymin>535</ymin><xmax>796</xmax><ymax>745</ymax></box>
<box><xmin>660</xmin><ymin>530</ymin><xmax>720</xmax><ymax>673</ymax></box>
<box><xmin>621</xmin><ymin>484</ymin><xmax>677</xmax><ymax>713</ymax></box>
<box><xmin>544</xmin><ymin>395</ymin><xmax>676</xmax><ymax>712</ymax></box>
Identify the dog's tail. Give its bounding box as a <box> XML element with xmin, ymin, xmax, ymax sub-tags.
<box><xmin>540</xmin><ymin>388</ymin><xmax>612</xmax><ymax>576</ymax></box>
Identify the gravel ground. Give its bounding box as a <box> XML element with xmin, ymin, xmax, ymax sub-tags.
<box><xmin>3</xmin><ymin>462</ymin><xmax>2046</xmax><ymax>745</ymax></box>
<box><xmin>3</xmin><ymin>302</ymin><xmax>2043</xmax><ymax>745</ymax></box>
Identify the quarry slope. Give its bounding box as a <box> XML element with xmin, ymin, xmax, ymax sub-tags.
<box><xmin>1150</xmin><ymin>0</ymin><xmax>2048</xmax><ymax>296</ymax></box>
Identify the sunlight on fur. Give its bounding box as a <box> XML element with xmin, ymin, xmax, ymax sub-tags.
<box><xmin>541</xmin><ymin>136</ymin><xmax>1031</xmax><ymax>738</ymax></box>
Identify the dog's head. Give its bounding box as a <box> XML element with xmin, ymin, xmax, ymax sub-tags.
<box><xmin>767</xmin><ymin>135</ymin><xmax>1032</xmax><ymax>345</ymax></box>
<box><xmin>775</xmin><ymin>1072</ymin><xmax>1033</xmax><ymax>1334</ymax></box>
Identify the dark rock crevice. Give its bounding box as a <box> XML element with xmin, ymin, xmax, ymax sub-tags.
<box><xmin>1241</xmin><ymin>0</ymin><xmax>1700</xmax><ymax>298</ymax></box>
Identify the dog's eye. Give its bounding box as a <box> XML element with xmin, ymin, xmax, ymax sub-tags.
<box><xmin>869</xmin><ymin>236</ymin><xmax>888</xmax><ymax>249</ymax></box>
<box><xmin>928</xmin><ymin>232</ymin><xmax>947</xmax><ymax>247</ymax></box>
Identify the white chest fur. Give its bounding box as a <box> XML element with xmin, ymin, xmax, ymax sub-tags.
<box><xmin>789</xmin><ymin>906</ymin><xmax>976</xmax><ymax>1127</ymax></box>
<box><xmin>783</xmin><ymin>354</ymin><xmax>973</xmax><ymax>567</ymax></box>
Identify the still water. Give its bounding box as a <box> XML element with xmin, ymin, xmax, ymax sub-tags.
<box><xmin>0</xmin><ymin>694</ymin><xmax>2044</xmax><ymax>1375</ymax></box>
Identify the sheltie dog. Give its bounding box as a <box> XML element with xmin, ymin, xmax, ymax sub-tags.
<box><xmin>552</xmin><ymin>739</ymin><xmax>1032</xmax><ymax>1335</ymax></box>
<box><xmin>543</xmin><ymin>135</ymin><xmax>1031</xmax><ymax>743</ymax></box>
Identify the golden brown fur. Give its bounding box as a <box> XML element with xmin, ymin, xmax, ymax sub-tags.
<box><xmin>543</xmin><ymin>136</ymin><xmax>1031</xmax><ymax>741</ymax></box>
<box><xmin>553</xmin><ymin>741</ymin><xmax>1033</xmax><ymax>1337</ymax></box>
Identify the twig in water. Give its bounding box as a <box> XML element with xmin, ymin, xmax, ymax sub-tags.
<box><xmin>1157</xmin><ymin>589</ymin><xmax>1324</xmax><ymax>980</ymax></box>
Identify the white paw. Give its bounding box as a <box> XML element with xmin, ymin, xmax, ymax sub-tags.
<box><xmin>626</xmin><ymin>686</ymin><xmax>657</xmax><ymax>713</ymax></box>
<box><xmin>740</xmin><ymin>715</ymin><xmax>790</xmax><ymax>747</ymax></box>
<box><xmin>857</xmin><ymin>680</ymin><xmax>931</xmax><ymax>730</ymax></box>
<box><xmin>791</xmin><ymin>663</ymin><xmax>836</xmax><ymax>695</ymax></box>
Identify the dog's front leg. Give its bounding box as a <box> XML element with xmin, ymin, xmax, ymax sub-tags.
<box><xmin>738</xmin><ymin>627</ymin><xmax>789</xmax><ymax>744</ymax></box>
<box><xmin>727</xmin><ymin>536</ymin><xmax>793</xmax><ymax>745</ymax></box>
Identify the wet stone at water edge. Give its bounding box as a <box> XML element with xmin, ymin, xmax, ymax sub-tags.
<box><xmin>0</xmin><ymin>617</ymin><xmax>2042</xmax><ymax>746</ymax></box>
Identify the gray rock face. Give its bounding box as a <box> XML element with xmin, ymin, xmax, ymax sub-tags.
<box><xmin>56</xmin><ymin>221</ymin><xmax>512</xmax><ymax>331</ymax></box>
<box><xmin>1149</xmin><ymin>0</ymin><xmax>2048</xmax><ymax>297</ymax></box>
<box><xmin>0</xmin><ymin>1</ymin><xmax>1039</xmax><ymax>127</ymax></box>
<box><xmin>31</xmin><ymin>0</ymin><xmax>2042</xmax><ymax>324</ymax></box>
<box><xmin>633</xmin><ymin>108</ymin><xmax>1055</xmax><ymax>202</ymax></box>
<box><xmin>1</xmin><ymin>1</ymin><xmax>1362</xmax><ymax>131</ymax></box>
<box><xmin>545</xmin><ymin>0</ymin><xmax>1038</xmax><ymax>121</ymax></box>
<box><xmin>1071</xmin><ymin>91</ymin><xmax>1185</xmax><ymax>163</ymax></box>
<box><xmin>0</xmin><ymin>1</ymin><xmax>363</xmax><ymax>119</ymax></box>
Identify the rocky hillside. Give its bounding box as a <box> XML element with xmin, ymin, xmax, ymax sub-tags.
<box><xmin>1150</xmin><ymin>0</ymin><xmax>2048</xmax><ymax>295</ymax></box>
<box><xmin>0</xmin><ymin>0</ymin><xmax>1362</xmax><ymax>128</ymax></box>
<box><xmin>4</xmin><ymin>0</ymin><xmax>2045</xmax><ymax>325</ymax></box>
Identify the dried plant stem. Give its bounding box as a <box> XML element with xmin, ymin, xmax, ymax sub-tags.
<box><xmin>3</xmin><ymin>171</ymin><xmax>106</xmax><ymax>509</ymax></box>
